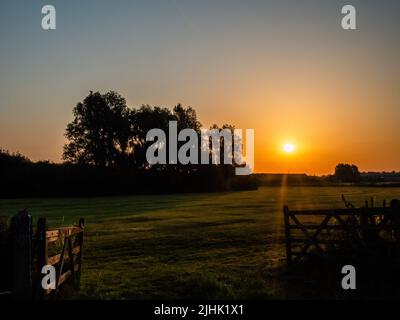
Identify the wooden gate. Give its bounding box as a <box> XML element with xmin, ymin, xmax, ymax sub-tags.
<box><xmin>9</xmin><ymin>211</ymin><xmax>84</xmax><ymax>299</ymax></box>
<box><xmin>283</xmin><ymin>202</ymin><xmax>400</xmax><ymax>266</ymax></box>
<box><xmin>36</xmin><ymin>217</ymin><xmax>84</xmax><ymax>298</ymax></box>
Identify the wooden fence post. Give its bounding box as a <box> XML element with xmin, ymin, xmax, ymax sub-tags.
<box><xmin>11</xmin><ymin>210</ymin><xmax>33</xmax><ymax>300</ymax></box>
<box><xmin>391</xmin><ymin>199</ymin><xmax>400</xmax><ymax>241</ymax></box>
<box><xmin>283</xmin><ymin>206</ymin><xmax>292</xmax><ymax>266</ymax></box>
<box><xmin>75</xmin><ymin>218</ymin><xmax>85</xmax><ymax>289</ymax></box>
<box><xmin>36</xmin><ymin>218</ymin><xmax>48</xmax><ymax>299</ymax></box>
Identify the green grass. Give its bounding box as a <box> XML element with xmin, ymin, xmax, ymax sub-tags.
<box><xmin>1</xmin><ymin>186</ymin><xmax>400</xmax><ymax>299</ymax></box>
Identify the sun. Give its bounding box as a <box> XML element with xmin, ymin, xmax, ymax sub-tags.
<box><xmin>283</xmin><ymin>143</ymin><xmax>295</xmax><ymax>153</ymax></box>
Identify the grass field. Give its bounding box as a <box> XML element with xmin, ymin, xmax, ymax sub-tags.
<box><xmin>1</xmin><ymin>186</ymin><xmax>400</xmax><ymax>299</ymax></box>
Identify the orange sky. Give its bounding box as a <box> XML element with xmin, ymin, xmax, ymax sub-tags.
<box><xmin>0</xmin><ymin>1</ymin><xmax>399</xmax><ymax>175</ymax></box>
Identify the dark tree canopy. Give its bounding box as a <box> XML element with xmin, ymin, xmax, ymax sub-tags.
<box><xmin>63</xmin><ymin>91</ymin><xmax>203</xmax><ymax>168</ymax></box>
<box><xmin>0</xmin><ymin>91</ymin><xmax>256</xmax><ymax>198</ymax></box>
<box><xmin>0</xmin><ymin>149</ymin><xmax>31</xmax><ymax>168</ymax></box>
<box><xmin>334</xmin><ymin>163</ymin><xmax>361</xmax><ymax>182</ymax></box>
<box><xmin>63</xmin><ymin>91</ymin><xmax>133</xmax><ymax>167</ymax></box>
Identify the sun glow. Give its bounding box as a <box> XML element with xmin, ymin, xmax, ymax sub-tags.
<box><xmin>283</xmin><ymin>143</ymin><xmax>295</xmax><ymax>153</ymax></box>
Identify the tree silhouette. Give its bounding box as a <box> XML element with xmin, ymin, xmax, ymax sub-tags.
<box><xmin>63</xmin><ymin>91</ymin><xmax>203</xmax><ymax>169</ymax></box>
<box><xmin>1</xmin><ymin>92</ymin><xmax>255</xmax><ymax>197</ymax></box>
<box><xmin>63</xmin><ymin>91</ymin><xmax>133</xmax><ymax>167</ymax></box>
<box><xmin>130</xmin><ymin>104</ymin><xmax>202</xmax><ymax>168</ymax></box>
<box><xmin>334</xmin><ymin>163</ymin><xmax>361</xmax><ymax>182</ymax></box>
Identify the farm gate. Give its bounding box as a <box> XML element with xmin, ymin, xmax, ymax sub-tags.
<box><xmin>283</xmin><ymin>199</ymin><xmax>400</xmax><ymax>266</ymax></box>
<box><xmin>0</xmin><ymin>210</ymin><xmax>84</xmax><ymax>299</ymax></box>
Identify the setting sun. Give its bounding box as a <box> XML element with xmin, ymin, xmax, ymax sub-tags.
<box><xmin>283</xmin><ymin>143</ymin><xmax>295</xmax><ymax>153</ymax></box>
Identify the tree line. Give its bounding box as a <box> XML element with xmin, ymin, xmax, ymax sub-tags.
<box><xmin>0</xmin><ymin>91</ymin><xmax>256</xmax><ymax>197</ymax></box>
<box><xmin>63</xmin><ymin>91</ymin><xmax>205</xmax><ymax>168</ymax></box>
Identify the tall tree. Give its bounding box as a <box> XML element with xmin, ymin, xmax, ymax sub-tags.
<box><xmin>173</xmin><ymin>104</ymin><xmax>202</xmax><ymax>132</ymax></box>
<box><xmin>64</xmin><ymin>92</ymin><xmax>203</xmax><ymax>169</ymax></box>
<box><xmin>334</xmin><ymin>163</ymin><xmax>361</xmax><ymax>182</ymax></box>
<box><xmin>130</xmin><ymin>104</ymin><xmax>202</xmax><ymax>168</ymax></box>
<box><xmin>63</xmin><ymin>91</ymin><xmax>133</xmax><ymax>166</ymax></box>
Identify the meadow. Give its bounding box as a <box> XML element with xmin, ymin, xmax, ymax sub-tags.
<box><xmin>1</xmin><ymin>186</ymin><xmax>400</xmax><ymax>299</ymax></box>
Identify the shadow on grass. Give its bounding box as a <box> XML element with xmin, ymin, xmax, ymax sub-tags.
<box><xmin>74</xmin><ymin>270</ymin><xmax>276</xmax><ymax>300</ymax></box>
<box><xmin>277</xmin><ymin>245</ymin><xmax>400</xmax><ymax>299</ymax></box>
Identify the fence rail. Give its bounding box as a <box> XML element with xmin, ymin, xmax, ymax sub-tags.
<box><xmin>283</xmin><ymin>202</ymin><xmax>400</xmax><ymax>266</ymax></box>
<box><xmin>7</xmin><ymin>211</ymin><xmax>85</xmax><ymax>299</ymax></box>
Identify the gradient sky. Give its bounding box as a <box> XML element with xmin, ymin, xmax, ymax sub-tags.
<box><xmin>0</xmin><ymin>0</ymin><xmax>399</xmax><ymax>174</ymax></box>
